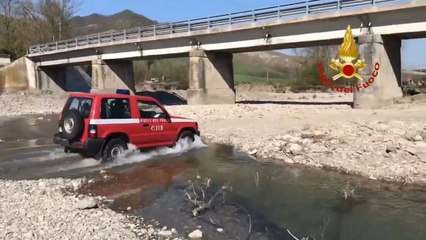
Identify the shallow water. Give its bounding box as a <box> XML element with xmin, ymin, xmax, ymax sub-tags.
<box><xmin>81</xmin><ymin>145</ymin><xmax>426</xmax><ymax>240</ymax></box>
<box><xmin>1</xmin><ymin>114</ymin><xmax>426</xmax><ymax>239</ymax></box>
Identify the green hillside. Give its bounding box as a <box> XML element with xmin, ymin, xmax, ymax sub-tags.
<box><xmin>233</xmin><ymin>63</ymin><xmax>292</xmax><ymax>85</ymax></box>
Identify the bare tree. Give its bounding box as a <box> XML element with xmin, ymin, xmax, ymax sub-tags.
<box><xmin>14</xmin><ymin>0</ymin><xmax>53</xmax><ymax>56</ymax></box>
<box><xmin>292</xmin><ymin>46</ymin><xmax>338</xmax><ymax>90</ymax></box>
<box><xmin>8</xmin><ymin>0</ymin><xmax>79</xmax><ymax>56</ymax></box>
<box><xmin>38</xmin><ymin>0</ymin><xmax>79</xmax><ymax>41</ymax></box>
<box><xmin>0</xmin><ymin>0</ymin><xmax>19</xmax><ymax>49</ymax></box>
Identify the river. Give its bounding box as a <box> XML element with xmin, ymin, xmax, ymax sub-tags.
<box><xmin>0</xmin><ymin>114</ymin><xmax>425</xmax><ymax>239</ymax></box>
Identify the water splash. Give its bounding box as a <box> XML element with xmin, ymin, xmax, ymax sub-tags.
<box><xmin>7</xmin><ymin>136</ymin><xmax>207</xmax><ymax>177</ymax></box>
<box><xmin>108</xmin><ymin>135</ymin><xmax>207</xmax><ymax>167</ymax></box>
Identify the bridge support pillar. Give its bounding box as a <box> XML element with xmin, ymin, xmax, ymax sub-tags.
<box><xmin>187</xmin><ymin>50</ymin><xmax>235</xmax><ymax>105</ymax></box>
<box><xmin>91</xmin><ymin>59</ymin><xmax>135</xmax><ymax>94</ymax></box>
<box><xmin>353</xmin><ymin>34</ymin><xmax>403</xmax><ymax>108</ymax></box>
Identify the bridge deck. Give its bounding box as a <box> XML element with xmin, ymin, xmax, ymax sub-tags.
<box><xmin>28</xmin><ymin>0</ymin><xmax>408</xmax><ymax>56</ymax></box>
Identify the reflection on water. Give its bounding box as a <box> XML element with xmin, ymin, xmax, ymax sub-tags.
<box><xmin>81</xmin><ymin>144</ymin><xmax>426</xmax><ymax>240</ymax></box>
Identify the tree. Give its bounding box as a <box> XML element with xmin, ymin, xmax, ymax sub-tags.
<box><xmin>145</xmin><ymin>59</ymin><xmax>156</xmax><ymax>80</ymax></box>
<box><xmin>16</xmin><ymin>0</ymin><xmax>44</xmax><ymax>54</ymax></box>
<box><xmin>38</xmin><ymin>0</ymin><xmax>79</xmax><ymax>41</ymax></box>
<box><xmin>0</xmin><ymin>0</ymin><xmax>19</xmax><ymax>52</ymax></box>
<box><xmin>4</xmin><ymin>0</ymin><xmax>79</xmax><ymax>56</ymax></box>
<box><xmin>292</xmin><ymin>46</ymin><xmax>338</xmax><ymax>90</ymax></box>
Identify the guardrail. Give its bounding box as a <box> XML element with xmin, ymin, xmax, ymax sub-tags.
<box><xmin>27</xmin><ymin>0</ymin><xmax>402</xmax><ymax>55</ymax></box>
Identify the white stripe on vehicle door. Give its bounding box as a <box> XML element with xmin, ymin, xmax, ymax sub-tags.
<box><xmin>89</xmin><ymin>118</ymin><xmax>195</xmax><ymax>125</ymax></box>
<box><xmin>89</xmin><ymin>119</ymin><xmax>140</xmax><ymax>125</ymax></box>
<box><xmin>170</xmin><ymin>118</ymin><xmax>195</xmax><ymax>123</ymax></box>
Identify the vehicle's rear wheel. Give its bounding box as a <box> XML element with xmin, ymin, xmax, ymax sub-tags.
<box><xmin>102</xmin><ymin>138</ymin><xmax>128</xmax><ymax>162</ymax></box>
<box><xmin>60</xmin><ymin>110</ymin><xmax>84</xmax><ymax>141</ymax></box>
<box><xmin>178</xmin><ymin>130</ymin><xmax>195</xmax><ymax>143</ymax></box>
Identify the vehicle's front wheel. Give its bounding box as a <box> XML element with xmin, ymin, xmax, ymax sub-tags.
<box><xmin>102</xmin><ymin>138</ymin><xmax>128</xmax><ymax>162</ymax></box>
<box><xmin>178</xmin><ymin>130</ymin><xmax>195</xmax><ymax>143</ymax></box>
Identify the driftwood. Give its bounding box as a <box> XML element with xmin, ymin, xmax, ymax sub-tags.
<box><xmin>184</xmin><ymin>175</ymin><xmax>231</xmax><ymax>217</ymax></box>
<box><xmin>184</xmin><ymin>174</ymin><xmax>255</xmax><ymax>239</ymax></box>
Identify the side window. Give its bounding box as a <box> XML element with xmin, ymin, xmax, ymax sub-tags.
<box><xmin>101</xmin><ymin>98</ymin><xmax>131</xmax><ymax>119</ymax></box>
<box><xmin>138</xmin><ymin>101</ymin><xmax>166</xmax><ymax>119</ymax></box>
<box><xmin>67</xmin><ymin>97</ymin><xmax>92</xmax><ymax>118</ymax></box>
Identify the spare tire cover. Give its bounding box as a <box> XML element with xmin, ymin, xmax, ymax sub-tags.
<box><xmin>60</xmin><ymin>109</ymin><xmax>84</xmax><ymax>141</ymax></box>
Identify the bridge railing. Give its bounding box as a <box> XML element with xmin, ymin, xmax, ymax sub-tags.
<box><xmin>27</xmin><ymin>0</ymin><xmax>403</xmax><ymax>55</ymax></box>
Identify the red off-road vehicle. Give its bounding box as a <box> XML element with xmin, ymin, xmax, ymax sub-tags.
<box><xmin>54</xmin><ymin>91</ymin><xmax>199</xmax><ymax>161</ymax></box>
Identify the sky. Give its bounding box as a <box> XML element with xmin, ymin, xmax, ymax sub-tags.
<box><xmin>77</xmin><ymin>0</ymin><xmax>425</xmax><ymax>70</ymax></box>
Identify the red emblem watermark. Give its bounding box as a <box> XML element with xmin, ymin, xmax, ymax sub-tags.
<box><xmin>317</xmin><ymin>62</ymin><xmax>380</xmax><ymax>93</ymax></box>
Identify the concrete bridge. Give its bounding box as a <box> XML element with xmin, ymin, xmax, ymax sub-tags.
<box><xmin>20</xmin><ymin>0</ymin><xmax>426</xmax><ymax>107</ymax></box>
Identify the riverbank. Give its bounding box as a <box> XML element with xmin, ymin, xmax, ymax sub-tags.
<box><xmin>1</xmin><ymin>90</ymin><xmax>426</xmax><ymax>239</ymax></box>
<box><xmin>0</xmin><ymin>90</ymin><xmax>67</xmax><ymax>116</ymax></box>
<box><xmin>0</xmin><ymin>178</ymin><xmax>177</xmax><ymax>239</ymax></box>
<box><xmin>1</xmin><ymin>90</ymin><xmax>425</xmax><ymax>184</ymax></box>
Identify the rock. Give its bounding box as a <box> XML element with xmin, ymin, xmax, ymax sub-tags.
<box><xmin>414</xmin><ymin>135</ymin><xmax>423</xmax><ymax>141</ymax></box>
<box><xmin>127</xmin><ymin>206</ymin><xmax>132</xmax><ymax>211</ymax></box>
<box><xmin>301</xmin><ymin>138</ymin><xmax>313</xmax><ymax>146</ymax></box>
<box><xmin>188</xmin><ymin>229</ymin><xmax>203</xmax><ymax>239</ymax></box>
<box><xmin>171</xmin><ymin>228</ymin><xmax>177</xmax><ymax>234</ymax></box>
<box><xmin>420</xmin><ymin>130</ymin><xmax>426</xmax><ymax>139</ymax></box>
<box><xmin>75</xmin><ymin>198</ymin><xmax>98</xmax><ymax>210</ymax></box>
<box><xmin>289</xmin><ymin>143</ymin><xmax>303</xmax><ymax>155</ymax></box>
<box><xmin>313</xmin><ymin>130</ymin><xmax>322</xmax><ymax>137</ymax></box>
<box><xmin>158</xmin><ymin>230</ymin><xmax>172</xmax><ymax>237</ymax></box>
<box><xmin>71</xmin><ymin>181</ymin><xmax>80</xmax><ymax>191</ymax></box>
<box><xmin>248</xmin><ymin>149</ymin><xmax>257</xmax><ymax>155</ymax></box>
<box><xmin>0</xmin><ymin>139</ymin><xmax>5</xmax><ymax>143</ymax></box>
<box><xmin>405</xmin><ymin>129</ymin><xmax>418</xmax><ymax>141</ymax></box>
<box><xmin>23</xmin><ymin>231</ymin><xmax>34</xmax><ymax>239</ymax></box>
<box><xmin>386</xmin><ymin>145</ymin><xmax>398</xmax><ymax>153</ymax></box>
<box><xmin>284</xmin><ymin>158</ymin><xmax>295</xmax><ymax>164</ymax></box>
<box><xmin>216</xmin><ymin>228</ymin><xmax>224</xmax><ymax>233</ymax></box>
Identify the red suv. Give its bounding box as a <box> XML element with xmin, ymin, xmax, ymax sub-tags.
<box><xmin>54</xmin><ymin>92</ymin><xmax>200</xmax><ymax>161</ymax></box>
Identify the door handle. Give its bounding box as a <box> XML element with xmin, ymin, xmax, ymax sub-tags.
<box><xmin>143</xmin><ymin>123</ymin><xmax>149</xmax><ymax>127</ymax></box>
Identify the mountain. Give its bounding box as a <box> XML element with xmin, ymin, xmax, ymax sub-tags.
<box><xmin>70</xmin><ymin>10</ymin><xmax>156</xmax><ymax>36</ymax></box>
